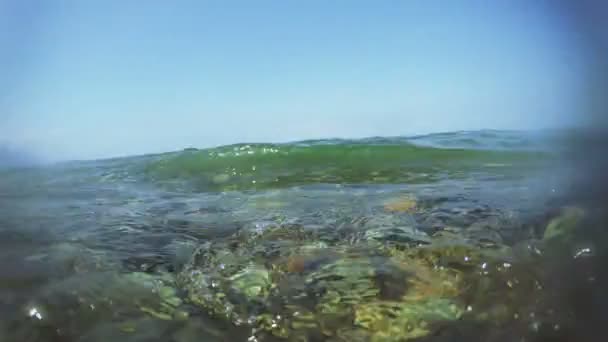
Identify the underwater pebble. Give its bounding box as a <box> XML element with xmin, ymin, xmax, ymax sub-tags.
<box><xmin>140</xmin><ymin>306</ymin><xmax>173</xmax><ymax>320</ymax></box>
<box><xmin>120</xmin><ymin>324</ymin><xmax>136</xmax><ymax>333</ymax></box>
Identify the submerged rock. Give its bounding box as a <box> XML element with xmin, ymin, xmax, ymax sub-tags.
<box><xmin>170</xmin><ymin>207</ymin><xmax>554</xmax><ymax>341</ymax></box>
<box><xmin>354</xmin><ymin>298</ymin><xmax>463</xmax><ymax>341</ymax></box>
<box><xmin>543</xmin><ymin>206</ymin><xmax>584</xmax><ymax>242</ymax></box>
<box><xmin>229</xmin><ymin>265</ymin><xmax>271</xmax><ymax>299</ymax></box>
<box><xmin>121</xmin><ymin>272</ymin><xmax>186</xmax><ymax>321</ymax></box>
<box><xmin>383</xmin><ymin>195</ymin><xmax>418</xmax><ymax>213</ymax></box>
<box><xmin>172</xmin><ymin>316</ymin><xmax>240</xmax><ymax>342</ymax></box>
<box><xmin>177</xmin><ymin>240</ymin><xmax>274</xmax><ymax>326</ymax></box>
<box><xmin>363</xmin><ymin>214</ymin><xmax>430</xmax><ymax>246</ymax></box>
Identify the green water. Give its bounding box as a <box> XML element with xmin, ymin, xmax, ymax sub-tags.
<box><xmin>144</xmin><ymin>139</ymin><xmax>550</xmax><ymax>191</ymax></box>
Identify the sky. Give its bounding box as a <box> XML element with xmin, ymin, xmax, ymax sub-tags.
<box><xmin>0</xmin><ymin>1</ymin><xmax>590</xmax><ymax>161</ymax></box>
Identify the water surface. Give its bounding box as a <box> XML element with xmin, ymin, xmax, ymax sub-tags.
<box><xmin>0</xmin><ymin>130</ymin><xmax>588</xmax><ymax>341</ymax></box>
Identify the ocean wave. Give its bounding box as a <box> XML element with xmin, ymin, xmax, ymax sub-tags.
<box><xmin>142</xmin><ymin>132</ymin><xmax>550</xmax><ymax>191</ymax></box>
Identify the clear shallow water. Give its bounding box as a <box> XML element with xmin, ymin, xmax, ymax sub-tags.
<box><xmin>0</xmin><ymin>130</ymin><xmax>592</xmax><ymax>341</ymax></box>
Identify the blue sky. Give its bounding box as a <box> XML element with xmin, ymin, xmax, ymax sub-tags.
<box><xmin>0</xmin><ymin>1</ymin><xmax>588</xmax><ymax>161</ymax></box>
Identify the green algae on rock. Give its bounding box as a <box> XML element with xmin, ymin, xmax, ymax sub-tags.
<box><xmin>168</xmin><ymin>204</ymin><xmax>563</xmax><ymax>342</ymax></box>
<box><xmin>354</xmin><ymin>299</ymin><xmax>463</xmax><ymax>341</ymax></box>
<box><xmin>229</xmin><ymin>265</ymin><xmax>271</xmax><ymax>299</ymax></box>
<box><xmin>543</xmin><ymin>206</ymin><xmax>585</xmax><ymax>242</ymax></box>
<box><xmin>121</xmin><ymin>272</ymin><xmax>186</xmax><ymax>321</ymax></box>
